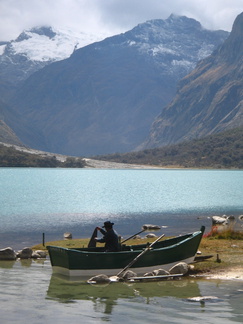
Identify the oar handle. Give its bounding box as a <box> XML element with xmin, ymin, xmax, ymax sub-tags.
<box><xmin>150</xmin><ymin>233</ymin><xmax>165</xmax><ymax>247</ymax></box>
<box><xmin>121</xmin><ymin>229</ymin><xmax>146</xmax><ymax>244</ymax></box>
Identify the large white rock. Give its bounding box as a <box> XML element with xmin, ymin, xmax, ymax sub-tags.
<box><xmin>87</xmin><ymin>274</ymin><xmax>111</xmax><ymax>284</ymax></box>
<box><xmin>142</xmin><ymin>224</ymin><xmax>161</xmax><ymax>230</ymax></box>
<box><xmin>169</xmin><ymin>262</ymin><xmax>189</xmax><ymax>275</ymax></box>
<box><xmin>32</xmin><ymin>250</ymin><xmax>47</xmax><ymax>259</ymax></box>
<box><xmin>153</xmin><ymin>269</ymin><xmax>170</xmax><ymax>276</ymax></box>
<box><xmin>17</xmin><ymin>247</ymin><xmax>33</xmax><ymax>259</ymax></box>
<box><xmin>122</xmin><ymin>270</ymin><xmax>137</xmax><ymax>279</ymax></box>
<box><xmin>212</xmin><ymin>216</ymin><xmax>228</xmax><ymax>225</ymax></box>
<box><xmin>0</xmin><ymin>247</ymin><xmax>17</xmax><ymax>260</ymax></box>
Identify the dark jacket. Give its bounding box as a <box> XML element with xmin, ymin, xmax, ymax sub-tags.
<box><xmin>97</xmin><ymin>228</ymin><xmax>119</xmax><ymax>252</ymax></box>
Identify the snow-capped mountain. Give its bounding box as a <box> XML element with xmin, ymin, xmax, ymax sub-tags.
<box><xmin>6</xmin><ymin>15</ymin><xmax>229</xmax><ymax>156</ymax></box>
<box><xmin>0</xmin><ymin>26</ymin><xmax>108</xmax><ymax>85</ymax></box>
<box><xmin>115</xmin><ymin>14</ymin><xmax>228</xmax><ymax>80</ymax></box>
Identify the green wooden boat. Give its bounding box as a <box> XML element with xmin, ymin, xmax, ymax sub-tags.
<box><xmin>47</xmin><ymin>226</ymin><xmax>205</xmax><ymax>277</ymax></box>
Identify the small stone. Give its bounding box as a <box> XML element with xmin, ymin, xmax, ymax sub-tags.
<box><xmin>64</xmin><ymin>232</ymin><xmax>72</xmax><ymax>239</ymax></box>
<box><xmin>143</xmin><ymin>272</ymin><xmax>154</xmax><ymax>277</ymax></box>
<box><xmin>145</xmin><ymin>233</ymin><xmax>157</xmax><ymax>238</ymax></box>
<box><xmin>188</xmin><ymin>264</ymin><xmax>195</xmax><ymax>271</ymax></box>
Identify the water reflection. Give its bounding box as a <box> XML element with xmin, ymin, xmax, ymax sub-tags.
<box><xmin>0</xmin><ymin>259</ymin><xmax>46</xmax><ymax>269</ymax></box>
<box><xmin>0</xmin><ymin>259</ymin><xmax>242</xmax><ymax>323</ymax></box>
<box><xmin>0</xmin><ymin>260</ymin><xmax>15</xmax><ymax>269</ymax></box>
<box><xmin>47</xmin><ymin>274</ymin><xmax>201</xmax><ymax>313</ymax></box>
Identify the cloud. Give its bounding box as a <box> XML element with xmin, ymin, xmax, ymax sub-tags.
<box><xmin>0</xmin><ymin>0</ymin><xmax>242</xmax><ymax>41</ymax></box>
<box><xmin>94</xmin><ymin>0</ymin><xmax>242</xmax><ymax>31</ymax></box>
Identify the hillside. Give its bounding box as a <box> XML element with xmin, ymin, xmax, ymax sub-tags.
<box><xmin>93</xmin><ymin>127</ymin><xmax>243</xmax><ymax>169</ymax></box>
<box><xmin>140</xmin><ymin>12</ymin><xmax>243</xmax><ymax>150</ymax></box>
<box><xmin>0</xmin><ymin>120</ymin><xmax>23</xmax><ymax>146</ymax></box>
<box><xmin>1</xmin><ymin>127</ymin><xmax>242</xmax><ymax>169</ymax></box>
<box><xmin>6</xmin><ymin>15</ymin><xmax>228</xmax><ymax>156</ymax></box>
<box><xmin>0</xmin><ymin>143</ymin><xmax>86</xmax><ymax>168</ymax></box>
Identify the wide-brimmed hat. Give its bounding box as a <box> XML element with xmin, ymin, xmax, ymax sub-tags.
<box><xmin>102</xmin><ymin>221</ymin><xmax>114</xmax><ymax>228</ymax></box>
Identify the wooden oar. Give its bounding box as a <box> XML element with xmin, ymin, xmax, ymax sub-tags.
<box><xmin>114</xmin><ymin>233</ymin><xmax>165</xmax><ymax>279</ymax></box>
<box><xmin>121</xmin><ymin>229</ymin><xmax>146</xmax><ymax>244</ymax></box>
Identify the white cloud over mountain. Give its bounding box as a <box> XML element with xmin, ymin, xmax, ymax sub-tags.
<box><xmin>0</xmin><ymin>0</ymin><xmax>242</xmax><ymax>41</ymax></box>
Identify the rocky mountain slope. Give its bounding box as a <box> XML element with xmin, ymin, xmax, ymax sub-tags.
<box><xmin>140</xmin><ymin>12</ymin><xmax>243</xmax><ymax>150</ymax></box>
<box><xmin>0</xmin><ymin>120</ymin><xmax>23</xmax><ymax>146</ymax></box>
<box><xmin>5</xmin><ymin>15</ymin><xmax>228</xmax><ymax>156</ymax></box>
<box><xmin>0</xmin><ymin>99</ymin><xmax>23</xmax><ymax>146</ymax></box>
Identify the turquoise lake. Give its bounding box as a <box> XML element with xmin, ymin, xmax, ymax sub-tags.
<box><xmin>0</xmin><ymin>168</ymin><xmax>243</xmax><ymax>248</ymax></box>
<box><xmin>0</xmin><ymin>168</ymin><xmax>243</xmax><ymax>323</ymax></box>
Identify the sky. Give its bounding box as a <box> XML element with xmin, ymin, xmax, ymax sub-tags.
<box><xmin>0</xmin><ymin>0</ymin><xmax>242</xmax><ymax>41</ymax></box>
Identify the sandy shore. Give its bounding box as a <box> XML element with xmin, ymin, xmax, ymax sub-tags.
<box><xmin>1</xmin><ymin>142</ymin><xmax>160</xmax><ymax>169</ymax></box>
<box><xmin>83</xmin><ymin>158</ymin><xmax>160</xmax><ymax>169</ymax></box>
<box><xmin>201</xmin><ymin>267</ymin><xmax>243</xmax><ymax>281</ymax></box>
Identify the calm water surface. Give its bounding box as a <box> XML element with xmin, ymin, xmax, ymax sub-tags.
<box><xmin>0</xmin><ymin>168</ymin><xmax>243</xmax><ymax>323</ymax></box>
<box><xmin>0</xmin><ymin>168</ymin><xmax>243</xmax><ymax>248</ymax></box>
<box><xmin>0</xmin><ymin>259</ymin><xmax>242</xmax><ymax>323</ymax></box>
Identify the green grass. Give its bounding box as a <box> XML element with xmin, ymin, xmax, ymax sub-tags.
<box><xmin>32</xmin><ymin>237</ymin><xmax>161</xmax><ymax>251</ymax></box>
<box><xmin>192</xmin><ymin>236</ymin><xmax>243</xmax><ymax>273</ymax></box>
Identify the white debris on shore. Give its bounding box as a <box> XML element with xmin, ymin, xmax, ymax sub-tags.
<box><xmin>83</xmin><ymin>158</ymin><xmax>160</xmax><ymax>169</ymax></box>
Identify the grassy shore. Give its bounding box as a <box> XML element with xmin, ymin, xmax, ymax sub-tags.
<box><xmin>191</xmin><ymin>236</ymin><xmax>243</xmax><ymax>275</ymax></box>
<box><xmin>32</xmin><ymin>234</ymin><xmax>243</xmax><ymax>277</ymax></box>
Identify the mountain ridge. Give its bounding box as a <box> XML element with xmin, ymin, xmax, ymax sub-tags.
<box><xmin>140</xmin><ymin>12</ymin><xmax>243</xmax><ymax>150</ymax></box>
<box><xmin>5</xmin><ymin>15</ymin><xmax>229</xmax><ymax>156</ymax></box>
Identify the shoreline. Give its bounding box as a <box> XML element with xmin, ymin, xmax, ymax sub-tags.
<box><xmin>199</xmin><ymin>267</ymin><xmax>243</xmax><ymax>281</ymax></box>
<box><xmin>195</xmin><ymin>267</ymin><xmax>243</xmax><ymax>281</ymax></box>
<box><xmin>1</xmin><ymin>142</ymin><xmax>161</xmax><ymax>169</ymax></box>
<box><xmin>29</xmin><ymin>236</ymin><xmax>243</xmax><ymax>282</ymax></box>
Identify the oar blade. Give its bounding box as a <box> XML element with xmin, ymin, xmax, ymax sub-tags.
<box><xmin>88</xmin><ymin>228</ymin><xmax>98</xmax><ymax>248</ymax></box>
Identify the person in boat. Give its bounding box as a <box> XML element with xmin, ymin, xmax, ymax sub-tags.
<box><xmin>95</xmin><ymin>221</ymin><xmax>119</xmax><ymax>252</ymax></box>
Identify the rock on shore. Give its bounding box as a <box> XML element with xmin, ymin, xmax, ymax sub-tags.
<box><xmin>0</xmin><ymin>247</ymin><xmax>47</xmax><ymax>260</ymax></box>
<box><xmin>0</xmin><ymin>247</ymin><xmax>17</xmax><ymax>260</ymax></box>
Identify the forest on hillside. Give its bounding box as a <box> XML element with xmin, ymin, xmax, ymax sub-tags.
<box><xmin>0</xmin><ymin>144</ymin><xmax>86</xmax><ymax>168</ymax></box>
<box><xmin>0</xmin><ymin>127</ymin><xmax>242</xmax><ymax>168</ymax></box>
<box><xmin>94</xmin><ymin>127</ymin><xmax>243</xmax><ymax>169</ymax></box>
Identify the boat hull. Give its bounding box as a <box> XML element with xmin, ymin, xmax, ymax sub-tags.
<box><xmin>47</xmin><ymin>226</ymin><xmax>205</xmax><ymax>277</ymax></box>
<box><xmin>51</xmin><ymin>257</ymin><xmax>195</xmax><ymax>277</ymax></box>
